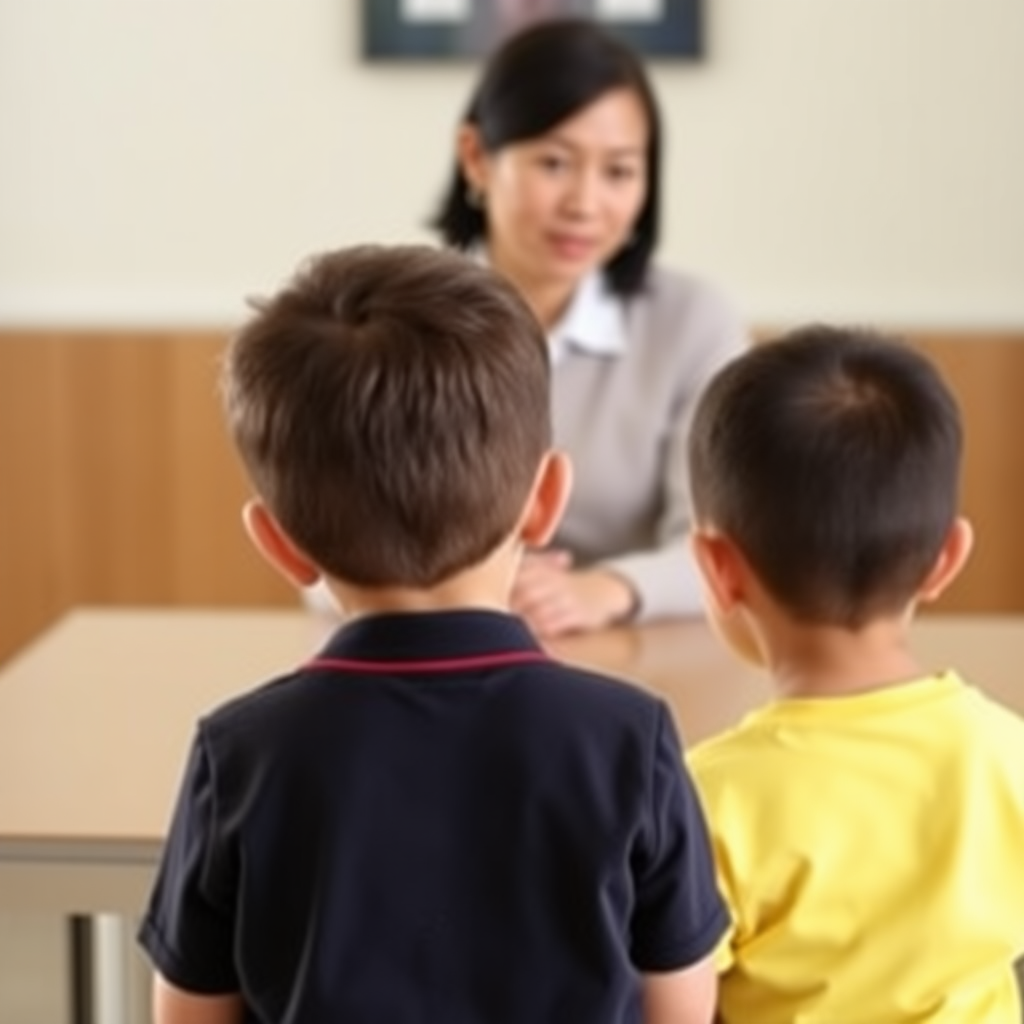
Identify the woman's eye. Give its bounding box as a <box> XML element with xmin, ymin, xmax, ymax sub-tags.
<box><xmin>607</xmin><ymin>164</ymin><xmax>640</xmax><ymax>182</ymax></box>
<box><xmin>538</xmin><ymin>154</ymin><xmax>568</xmax><ymax>172</ymax></box>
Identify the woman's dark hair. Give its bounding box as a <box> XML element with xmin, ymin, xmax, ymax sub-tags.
<box><xmin>430</xmin><ymin>18</ymin><xmax>662</xmax><ymax>296</ymax></box>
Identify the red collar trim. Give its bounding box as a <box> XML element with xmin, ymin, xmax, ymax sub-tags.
<box><xmin>304</xmin><ymin>650</ymin><xmax>550</xmax><ymax>674</ymax></box>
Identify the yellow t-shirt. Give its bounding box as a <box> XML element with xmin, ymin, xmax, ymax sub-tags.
<box><xmin>689</xmin><ymin>672</ymin><xmax>1024</xmax><ymax>1024</ymax></box>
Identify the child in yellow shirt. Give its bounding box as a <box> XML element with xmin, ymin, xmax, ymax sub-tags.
<box><xmin>686</xmin><ymin>324</ymin><xmax>1024</xmax><ymax>1024</ymax></box>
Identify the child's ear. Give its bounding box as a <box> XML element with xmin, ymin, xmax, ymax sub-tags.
<box><xmin>691</xmin><ymin>529</ymin><xmax>748</xmax><ymax>616</ymax></box>
<box><xmin>918</xmin><ymin>516</ymin><xmax>974</xmax><ymax>604</ymax></box>
<box><xmin>242</xmin><ymin>499</ymin><xmax>322</xmax><ymax>589</ymax></box>
<box><xmin>519</xmin><ymin>450</ymin><xmax>573</xmax><ymax>548</ymax></box>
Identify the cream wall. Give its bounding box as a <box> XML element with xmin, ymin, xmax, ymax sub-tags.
<box><xmin>0</xmin><ymin>0</ymin><xmax>1021</xmax><ymax>329</ymax></box>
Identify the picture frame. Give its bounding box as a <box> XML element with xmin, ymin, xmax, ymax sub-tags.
<box><xmin>362</xmin><ymin>1</ymin><xmax>703</xmax><ymax>61</ymax></box>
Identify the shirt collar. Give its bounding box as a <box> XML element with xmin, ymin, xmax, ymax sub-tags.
<box><xmin>469</xmin><ymin>248</ymin><xmax>627</xmax><ymax>361</ymax></box>
<box><xmin>746</xmin><ymin>671</ymin><xmax>967</xmax><ymax>726</ymax></box>
<box><xmin>314</xmin><ymin>609</ymin><xmax>544</xmax><ymax>666</ymax></box>
<box><xmin>548</xmin><ymin>269</ymin><xmax>627</xmax><ymax>361</ymax></box>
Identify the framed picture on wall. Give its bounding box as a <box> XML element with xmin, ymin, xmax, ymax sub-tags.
<box><xmin>362</xmin><ymin>0</ymin><xmax>703</xmax><ymax>61</ymax></box>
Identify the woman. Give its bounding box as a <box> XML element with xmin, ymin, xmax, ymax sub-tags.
<box><xmin>431</xmin><ymin>17</ymin><xmax>749</xmax><ymax>638</ymax></box>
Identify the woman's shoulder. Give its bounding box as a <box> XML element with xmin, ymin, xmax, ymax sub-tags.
<box><xmin>640</xmin><ymin>263</ymin><xmax>742</xmax><ymax>319</ymax></box>
<box><xmin>625</xmin><ymin>263</ymin><xmax>750</xmax><ymax>361</ymax></box>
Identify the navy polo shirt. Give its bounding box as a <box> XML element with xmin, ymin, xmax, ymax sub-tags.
<box><xmin>139</xmin><ymin>610</ymin><xmax>727</xmax><ymax>1023</ymax></box>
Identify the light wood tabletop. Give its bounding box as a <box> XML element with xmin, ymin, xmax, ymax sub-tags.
<box><xmin>1</xmin><ymin>606</ymin><xmax>1023</xmax><ymax>914</ymax></box>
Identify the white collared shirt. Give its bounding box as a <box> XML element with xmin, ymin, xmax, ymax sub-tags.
<box><xmin>468</xmin><ymin>249</ymin><xmax>624</xmax><ymax>364</ymax></box>
<box><xmin>461</xmin><ymin>250</ymin><xmax>750</xmax><ymax>620</ymax></box>
<box><xmin>547</xmin><ymin>270</ymin><xmax>627</xmax><ymax>365</ymax></box>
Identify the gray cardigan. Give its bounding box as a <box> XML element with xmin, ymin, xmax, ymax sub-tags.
<box><xmin>550</xmin><ymin>265</ymin><xmax>749</xmax><ymax>622</ymax></box>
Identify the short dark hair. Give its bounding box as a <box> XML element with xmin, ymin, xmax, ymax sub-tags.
<box><xmin>223</xmin><ymin>244</ymin><xmax>551</xmax><ymax>588</ymax></box>
<box><xmin>431</xmin><ymin>17</ymin><xmax>662</xmax><ymax>296</ymax></box>
<box><xmin>688</xmin><ymin>325</ymin><xmax>963</xmax><ymax>628</ymax></box>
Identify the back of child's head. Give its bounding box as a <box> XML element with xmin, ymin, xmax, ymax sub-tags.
<box><xmin>222</xmin><ymin>244</ymin><xmax>551</xmax><ymax>587</ymax></box>
<box><xmin>688</xmin><ymin>324</ymin><xmax>963</xmax><ymax>627</ymax></box>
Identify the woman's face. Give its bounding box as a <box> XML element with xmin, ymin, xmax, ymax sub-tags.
<box><xmin>463</xmin><ymin>87</ymin><xmax>650</xmax><ymax>297</ymax></box>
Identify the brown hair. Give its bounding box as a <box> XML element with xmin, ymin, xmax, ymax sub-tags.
<box><xmin>223</xmin><ymin>244</ymin><xmax>551</xmax><ymax>587</ymax></box>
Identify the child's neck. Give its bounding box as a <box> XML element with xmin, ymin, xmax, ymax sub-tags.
<box><xmin>763</xmin><ymin>615</ymin><xmax>925</xmax><ymax>700</ymax></box>
<box><xmin>323</xmin><ymin>542</ymin><xmax>519</xmax><ymax>621</ymax></box>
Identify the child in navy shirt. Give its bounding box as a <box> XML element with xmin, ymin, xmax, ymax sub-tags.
<box><xmin>138</xmin><ymin>244</ymin><xmax>727</xmax><ymax>1024</ymax></box>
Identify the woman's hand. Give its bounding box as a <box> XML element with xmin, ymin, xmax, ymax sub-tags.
<box><xmin>511</xmin><ymin>550</ymin><xmax>638</xmax><ymax>638</ymax></box>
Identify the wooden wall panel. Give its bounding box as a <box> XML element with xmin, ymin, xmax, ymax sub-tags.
<box><xmin>51</xmin><ymin>335</ymin><xmax>177</xmax><ymax>602</ymax></box>
<box><xmin>912</xmin><ymin>334</ymin><xmax>1024</xmax><ymax>613</ymax></box>
<box><xmin>42</xmin><ymin>333</ymin><xmax>290</xmax><ymax>606</ymax></box>
<box><xmin>0</xmin><ymin>337</ymin><xmax>67</xmax><ymax>662</ymax></box>
<box><xmin>0</xmin><ymin>327</ymin><xmax>1022</xmax><ymax>664</ymax></box>
<box><xmin>0</xmin><ymin>331</ymin><xmax>295</xmax><ymax>666</ymax></box>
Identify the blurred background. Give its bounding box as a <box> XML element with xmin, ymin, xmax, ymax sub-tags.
<box><xmin>1</xmin><ymin>0</ymin><xmax>1022</xmax><ymax>664</ymax></box>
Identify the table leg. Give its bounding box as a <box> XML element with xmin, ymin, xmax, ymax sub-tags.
<box><xmin>68</xmin><ymin>916</ymin><xmax>93</xmax><ymax>1024</ymax></box>
<box><xmin>67</xmin><ymin>915</ymin><xmax>151</xmax><ymax>1024</ymax></box>
<box><xmin>95</xmin><ymin>914</ymin><xmax>151</xmax><ymax>1024</ymax></box>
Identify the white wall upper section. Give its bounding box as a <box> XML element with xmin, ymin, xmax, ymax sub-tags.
<box><xmin>1</xmin><ymin>0</ymin><xmax>1021</xmax><ymax>328</ymax></box>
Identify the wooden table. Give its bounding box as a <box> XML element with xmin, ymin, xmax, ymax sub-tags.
<box><xmin>2</xmin><ymin>608</ymin><xmax>1023</xmax><ymax>1020</ymax></box>
<box><xmin>4</xmin><ymin>607</ymin><xmax>1024</xmax><ymax>913</ymax></box>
